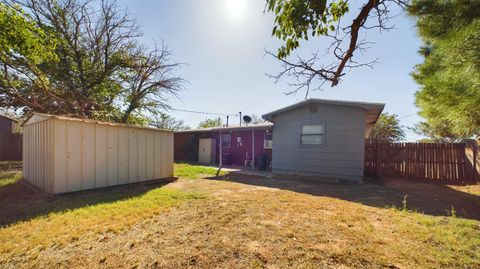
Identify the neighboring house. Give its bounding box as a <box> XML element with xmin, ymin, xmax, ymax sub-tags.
<box><xmin>262</xmin><ymin>99</ymin><xmax>384</xmax><ymax>181</ymax></box>
<box><xmin>174</xmin><ymin>123</ymin><xmax>273</xmax><ymax>169</ymax></box>
<box><xmin>0</xmin><ymin>115</ymin><xmax>17</xmax><ymax>134</ymax></box>
<box><xmin>0</xmin><ymin>115</ymin><xmax>22</xmax><ymax>161</ymax></box>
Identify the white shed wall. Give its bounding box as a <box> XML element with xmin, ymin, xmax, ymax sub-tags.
<box><xmin>23</xmin><ymin>117</ymin><xmax>173</xmax><ymax>194</ymax></box>
<box><xmin>23</xmin><ymin>119</ymin><xmax>55</xmax><ymax>193</ymax></box>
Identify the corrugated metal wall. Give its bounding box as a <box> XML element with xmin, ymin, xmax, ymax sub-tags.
<box><xmin>23</xmin><ymin>119</ymin><xmax>55</xmax><ymax>192</ymax></box>
<box><xmin>23</xmin><ymin>117</ymin><xmax>173</xmax><ymax>194</ymax></box>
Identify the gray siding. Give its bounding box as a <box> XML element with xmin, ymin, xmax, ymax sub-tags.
<box><xmin>271</xmin><ymin>104</ymin><xmax>366</xmax><ymax>181</ymax></box>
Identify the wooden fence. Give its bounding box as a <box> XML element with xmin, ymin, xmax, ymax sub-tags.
<box><xmin>0</xmin><ymin>133</ymin><xmax>22</xmax><ymax>161</ymax></box>
<box><xmin>365</xmin><ymin>141</ymin><xmax>479</xmax><ymax>181</ymax></box>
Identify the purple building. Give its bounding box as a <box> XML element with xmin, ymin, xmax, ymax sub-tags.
<box><xmin>174</xmin><ymin>123</ymin><xmax>273</xmax><ymax>169</ymax></box>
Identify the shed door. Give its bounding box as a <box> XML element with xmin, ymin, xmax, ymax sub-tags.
<box><xmin>198</xmin><ymin>138</ymin><xmax>214</xmax><ymax>164</ymax></box>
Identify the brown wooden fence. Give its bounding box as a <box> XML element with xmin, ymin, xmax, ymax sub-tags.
<box><xmin>365</xmin><ymin>141</ymin><xmax>479</xmax><ymax>181</ymax></box>
<box><xmin>0</xmin><ymin>133</ymin><xmax>22</xmax><ymax>161</ymax></box>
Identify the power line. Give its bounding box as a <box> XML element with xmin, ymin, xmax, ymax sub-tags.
<box><xmin>171</xmin><ymin>108</ymin><xmax>239</xmax><ymax>117</ymax></box>
<box><xmin>398</xmin><ymin>113</ymin><xmax>417</xmax><ymax>120</ymax></box>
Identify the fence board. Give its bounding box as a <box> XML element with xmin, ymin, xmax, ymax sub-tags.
<box><xmin>365</xmin><ymin>141</ymin><xmax>474</xmax><ymax>181</ymax></box>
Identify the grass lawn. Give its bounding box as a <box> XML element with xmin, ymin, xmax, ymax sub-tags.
<box><xmin>0</xmin><ymin>172</ymin><xmax>22</xmax><ymax>187</ymax></box>
<box><xmin>174</xmin><ymin>163</ymin><xmax>225</xmax><ymax>178</ymax></box>
<box><xmin>0</xmin><ymin>161</ymin><xmax>22</xmax><ymax>172</ymax></box>
<box><xmin>0</xmin><ymin>163</ymin><xmax>479</xmax><ymax>268</ymax></box>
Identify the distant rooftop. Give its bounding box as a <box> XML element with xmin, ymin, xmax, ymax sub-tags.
<box><xmin>177</xmin><ymin>122</ymin><xmax>273</xmax><ymax>133</ymax></box>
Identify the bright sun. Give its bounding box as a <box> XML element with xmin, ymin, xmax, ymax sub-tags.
<box><xmin>224</xmin><ymin>0</ymin><xmax>248</xmax><ymax>23</ymax></box>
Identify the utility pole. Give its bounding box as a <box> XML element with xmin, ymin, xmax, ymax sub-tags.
<box><xmin>226</xmin><ymin>115</ymin><xmax>229</xmax><ymax>127</ymax></box>
<box><xmin>239</xmin><ymin>111</ymin><xmax>242</xmax><ymax>126</ymax></box>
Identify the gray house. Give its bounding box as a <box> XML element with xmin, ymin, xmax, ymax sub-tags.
<box><xmin>262</xmin><ymin>99</ymin><xmax>384</xmax><ymax>181</ymax></box>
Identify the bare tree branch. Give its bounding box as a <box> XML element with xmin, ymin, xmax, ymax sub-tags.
<box><xmin>267</xmin><ymin>0</ymin><xmax>409</xmax><ymax>97</ymax></box>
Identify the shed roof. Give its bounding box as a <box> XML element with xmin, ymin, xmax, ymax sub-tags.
<box><xmin>262</xmin><ymin>98</ymin><xmax>385</xmax><ymax>137</ymax></box>
<box><xmin>22</xmin><ymin>112</ymin><xmax>173</xmax><ymax>132</ymax></box>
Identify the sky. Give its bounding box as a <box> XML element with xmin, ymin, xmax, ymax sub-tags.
<box><xmin>118</xmin><ymin>0</ymin><xmax>424</xmax><ymax>141</ymax></box>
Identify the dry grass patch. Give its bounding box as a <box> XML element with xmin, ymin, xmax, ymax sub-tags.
<box><xmin>0</xmin><ymin>172</ymin><xmax>205</xmax><ymax>268</ymax></box>
<box><xmin>1</xmin><ymin>164</ymin><xmax>479</xmax><ymax>268</ymax></box>
<box><xmin>449</xmin><ymin>184</ymin><xmax>480</xmax><ymax>196</ymax></box>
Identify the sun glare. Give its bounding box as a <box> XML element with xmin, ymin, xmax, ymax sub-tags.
<box><xmin>224</xmin><ymin>0</ymin><xmax>248</xmax><ymax>23</ymax></box>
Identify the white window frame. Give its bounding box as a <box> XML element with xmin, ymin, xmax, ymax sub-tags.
<box><xmin>300</xmin><ymin>124</ymin><xmax>325</xmax><ymax>146</ymax></box>
<box><xmin>263</xmin><ymin>133</ymin><xmax>273</xmax><ymax>149</ymax></box>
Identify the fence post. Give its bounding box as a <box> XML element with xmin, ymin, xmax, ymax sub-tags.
<box><xmin>464</xmin><ymin>139</ymin><xmax>479</xmax><ymax>181</ymax></box>
<box><xmin>376</xmin><ymin>142</ymin><xmax>381</xmax><ymax>178</ymax></box>
<box><xmin>475</xmin><ymin>140</ymin><xmax>479</xmax><ymax>182</ymax></box>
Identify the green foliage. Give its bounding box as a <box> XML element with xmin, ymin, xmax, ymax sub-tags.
<box><xmin>266</xmin><ymin>0</ymin><xmax>348</xmax><ymax>58</ymax></box>
<box><xmin>150</xmin><ymin>113</ymin><xmax>190</xmax><ymax>131</ymax></box>
<box><xmin>410</xmin><ymin>122</ymin><xmax>464</xmax><ymax>143</ymax></box>
<box><xmin>0</xmin><ymin>4</ymin><xmax>57</xmax><ymax>63</ymax></box>
<box><xmin>0</xmin><ymin>3</ymin><xmax>58</xmax><ymax>110</ymax></box>
<box><xmin>198</xmin><ymin>117</ymin><xmax>223</xmax><ymax>128</ymax></box>
<box><xmin>0</xmin><ymin>0</ymin><xmax>181</xmax><ymax>124</ymax></box>
<box><xmin>369</xmin><ymin>113</ymin><xmax>405</xmax><ymax>142</ymax></box>
<box><xmin>409</xmin><ymin>0</ymin><xmax>480</xmax><ymax>139</ymax></box>
<box><xmin>0</xmin><ymin>171</ymin><xmax>22</xmax><ymax>187</ymax></box>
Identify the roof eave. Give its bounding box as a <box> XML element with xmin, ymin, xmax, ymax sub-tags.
<box><xmin>176</xmin><ymin>124</ymin><xmax>273</xmax><ymax>133</ymax></box>
<box><xmin>22</xmin><ymin>112</ymin><xmax>173</xmax><ymax>132</ymax></box>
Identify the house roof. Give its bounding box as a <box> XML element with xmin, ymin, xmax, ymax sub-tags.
<box><xmin>22</xmin><ymin>112</ymin><xmax>173</xmax><ymax>132</ymax></box>
<box><xmin>177</xmin><ymin>122</ymin><xmax>273</xmax><ymax>133</ymax></box>
<box><xmin>262</xmin><ymin>98</ymin><xmax>385</xmax><ymax>137</ymax></box>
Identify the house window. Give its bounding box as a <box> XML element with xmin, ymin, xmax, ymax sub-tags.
<box><xmin>264</xmin><ymin>133</ymin><xmax>273</xmax><ymax>149</ymax></box>
<box><xmin>300</xmin><ymin>124</ymin><xmax>325</xmax><ymax>145</ymax></box>
<box><xmin>236</xmin><ymin>136</ymin><xmax>243</xmax><ymax>147</ymax></box>
<box><xmin>221</xmin><ymin>133</ymin><xmax>231</xmax><ymax>148</ymax></box>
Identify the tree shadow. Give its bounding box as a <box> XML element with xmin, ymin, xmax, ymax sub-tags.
<box><xmin>0</xmin><ymin>178</ymin><xmax>175</xmax><ymax>227</ymax></box>
<box><xmin>209</xmin><ymin>172</ymin><xmax>480</xmax><ymax>221</ymax></box>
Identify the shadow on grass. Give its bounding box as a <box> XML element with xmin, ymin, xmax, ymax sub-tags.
<box><xmin>208</xmin><ymin>172</ymin><xmax>480</xmax><ymax>221</ymax></box>
<box><xmin>0</xmin><ymin>177</ymin><xmax>175</xmax><ymax>227</ymax></box>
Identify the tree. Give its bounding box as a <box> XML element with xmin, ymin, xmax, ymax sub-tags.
<box><xmin>369</xmin><ymin>113</ymin><xmax>405</xmax><ymax>142</ymax></box>
<box><xmin>198</xmin><ymin>117</ymin><xmax>223</xmax><ymax>129</ymax></box>
<box><xmin>0</xmin><ymin>107</ymin><xmax>22</xmax><ymax>121</ymax></box>
<box><xmin>0</xmin><ymin>0</ymin><xmax>182</xmax><ymax>123</ymax></box>
<box><xmin>0</xmin><ymin>3</ymin><xmax>59</xmax><ymax>112</ymax></box>
<box><xmin>266</xmin><ymin>0</ymin><xmax>408</xmax><ymax>97</ymax></box>
<box><xmin>408</xmin><ymin>0</ymin><xmax>480</xmax><ymax>139</ymax></box>
<box><xmin>409</xmin><ymin>122</ymin><xmax>464</xmax><ymax>143</ymax></box>
<box><xmin>120</xmin><ymin>44</ymin><xmax>183</xmax><ymax>123</ymax></box>
<box><xmin>150</xmin><ymin>113</ymin><xmax>190</xmax><ymax>131</ymax></box>
<box><xmin>251</xmin><ymin>114</ymin><xmax>266</xmax><ymax>124</ymax></box>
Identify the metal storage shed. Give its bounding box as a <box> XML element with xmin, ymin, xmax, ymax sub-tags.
<box><xmin>22</xmin><ymin>113</ymin><xmax>174</xmax><ymax>194</ymax></box>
